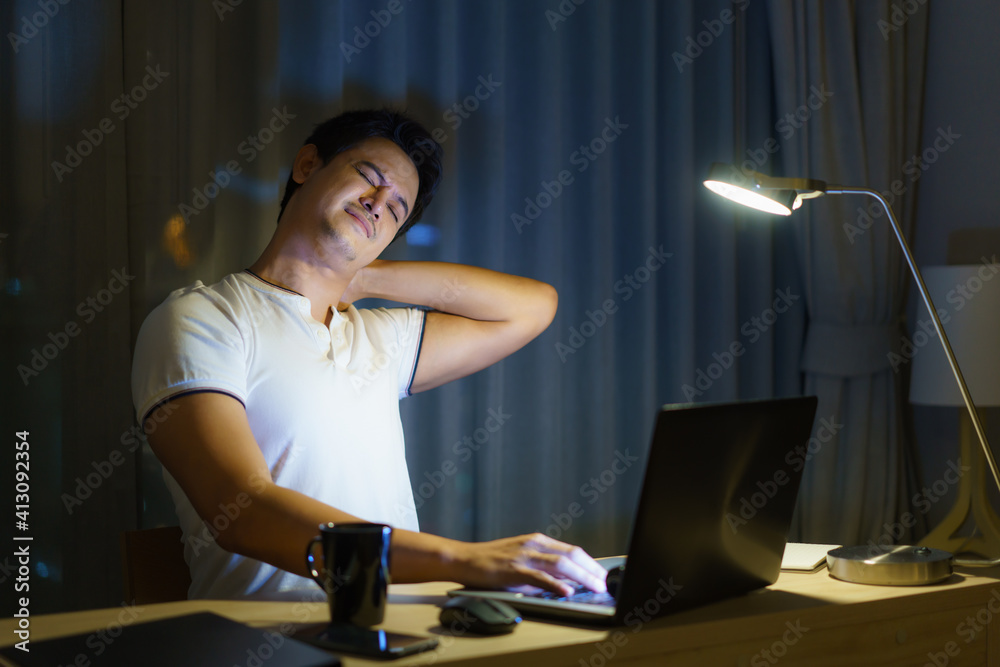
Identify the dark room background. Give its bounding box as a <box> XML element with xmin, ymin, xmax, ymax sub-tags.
<box><xmin>2</xmin><ymin>0</ymin><xmax>998</xmax><ymax>614</ymax></box>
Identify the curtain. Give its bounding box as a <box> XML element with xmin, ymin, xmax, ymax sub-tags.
<box><xmin>1</xmin><ymin>1</ymin><xmax>134</xmax><ymax>613</ymax></box>
<box><xmin>765</xmin><ymin>0</ymin><xmax>930</xmax><ymax>544</ymax></box>
<box><xmin>5</xmin><ymin>0</ymin><xmax>813</xmax><ymax>613</ymax></box>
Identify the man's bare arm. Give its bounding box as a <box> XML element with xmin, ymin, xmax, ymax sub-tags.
<box><xmin>147</xmin><ymin>391</ymin><xmax>606</xmax><ymax>595</ymax></box>
<box><xmin>344</xmin><ymin>260</ymin><xmax>558</xmax><ymax>393</ymax></box>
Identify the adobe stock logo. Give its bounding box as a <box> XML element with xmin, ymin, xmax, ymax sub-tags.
<box><xmin>178</xmin><ymin>106</ymin><xmax>296</xmax><ymax>224</ymax></box>
<box><xmin>339</xmin><ymin>0</ymin><xmax>411</xmax><ymax>63</ymax></box>
<box><xmin>398</xmin><ymin>406</ymin><xmax>513</xmax><ymax>518</ymax></box>
<box><xmin>511</xmin><ymin>116</ymin><xmax>628</xmax><ymax>234</ymax></box>
<box><xmin>887</xmin><ymin>256</ymin><xmax>997</xmax><ymax>373</ymax></box>
<box><xmin>554</xmin><ymin>245</ymin><xmax>671</xmax><ymax>363</ymax></box>
<box><xmin>544</xmin><ymin>449</ymin><xmax>640</xmax><ymax>540</ymax></box>
<box><xmin>50</xmin><ymin>65</ymin><xmax>170</xmax><ymax>182</ymax></box>
<box><xmin>750</xmin><ymin>620</ymin><xmax>810</xmax><ymax>666</ymax></box>
<box><xmin>545</xmin><ymin>0</ymin><xmax>586</xmax><ymax>31</ymax></box>
<box><xmin>213</xmin><ymin>0</ymin><xmax>243</xmax><ymax>21</ymax></box>
<box><xmin>17</xmin><ymin>267</ymin><xmax>136</xmax><ymax>385</ymax></box>
<box><xmin>671</xmin><ymin>0</ymin><xmax>751</xmax><ymax>73</ymax></box>
<box><xmin>726</xmin><ymin>416</ymin><xmax>843</xmax><ymax>534</ymax></box>
<box><xmin>843</xmin><ymin>126</ymin><xmax>960</xmax><ymax>245</ymax></box>
<box><xmin>878</xmin><ymin>0</ymin><xmax>926</xmax><ymax>40</ymax></box>
<box><xmin>681</xmin><ymin>288</ymin><xmax>800</xmax><ymax>401</ymax></box>
<box><xmin>7</xmin><ymin>0</ymin><xmax>70</xmax><ymax>54</ymax></box>
<box><xmin>406</xmin><ymin>74</ymin><xmax>502</xmax><ymax>169</ymax></box>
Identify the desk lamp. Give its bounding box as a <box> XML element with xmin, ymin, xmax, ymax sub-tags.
<box><xmin>703</xmin><ymin>162</ymin><xmax>1000</xmax><ymax>585</ymax></box>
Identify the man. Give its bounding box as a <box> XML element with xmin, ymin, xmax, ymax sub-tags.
<box><xmin>132</xmin><ymin>109</ymin><xmax>607</xmax><ymax>600</ymax></box>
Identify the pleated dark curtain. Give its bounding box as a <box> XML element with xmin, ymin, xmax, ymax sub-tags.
<box><xmin>1</xmin><ymin>0</ymin><xmax>135</xmax><ymax>615</ymax></box>
<box><xmin>764</xmin><ymin>0</ymin><xmax>930</xmax><ymax>544</ymax></box>
<box><xmin>4</xmin><ymin>0</ymin><xmax>930</xmax><ymax>614</ymax></box>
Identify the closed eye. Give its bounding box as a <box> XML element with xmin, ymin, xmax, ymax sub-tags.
<box><xmin>356</xmin><ymin>166</ymin><xmax>375</xmax><ymax>187</ymax></box>
<box><xmin>355</xmin><ymin>166</ymin><xmax>399</xmax><ymax>223</ymax></box>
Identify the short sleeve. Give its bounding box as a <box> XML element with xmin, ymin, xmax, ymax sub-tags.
<box><xmin>397</xmin><ymin>308</ymin><xmax>427</xmax><ymax>398</ymax></box>
<box><xmin>131</xmin><ymin>286</ymin><xmax>248</xmax><ymax>426</ymax></box>
<box><xmin>351</xmin><ymin>305</ymin><xmax>426</xmax><ymax>400</ymax></box>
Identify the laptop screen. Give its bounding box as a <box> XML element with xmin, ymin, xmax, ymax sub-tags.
<box><xmin>615</xmin><ymin>396</ymin><xmax>818</xmax><ymax>624</ymax></box>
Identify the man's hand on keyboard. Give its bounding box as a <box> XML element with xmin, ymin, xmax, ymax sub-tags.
<box><xmin>452</xmin><ymin>533</ymin><xmax>608</xmax><ymax>597</ymax></box>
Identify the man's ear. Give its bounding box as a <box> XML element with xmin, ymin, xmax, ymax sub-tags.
<box><xmin>292</xmin><ymin>144</ymin><xmax>322</xmax><ymax>184</ymax></box>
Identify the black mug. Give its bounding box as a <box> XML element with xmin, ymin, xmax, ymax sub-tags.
<box><xmin>306</xmin><ymin>522</ymin><xmax>392</xmax><ymax>626</ymax></box>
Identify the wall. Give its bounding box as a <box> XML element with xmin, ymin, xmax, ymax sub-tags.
<box><xmin>911</xmin><ymin>0</ymin><xmax>1000</xmax><ymax>535</ymax></box>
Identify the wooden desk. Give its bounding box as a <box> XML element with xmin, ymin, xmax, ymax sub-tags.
<box><xmin>3</xmin><ymin>567</ymin><xmax>1000</xmax><ymax>666</ymax></box>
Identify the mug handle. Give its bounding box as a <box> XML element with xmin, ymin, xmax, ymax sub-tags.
<box><xmin>305</xmin><ymin>535</ymin><xmax>325</xmax><ymax>590</ymax></box>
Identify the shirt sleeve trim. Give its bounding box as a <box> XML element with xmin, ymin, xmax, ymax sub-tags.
<box><xmin>141</xmin><ymin>388</ymin><xmax>246</xmax><ymax>431</ymax></box>
<box><xmin>404</xmin><ymin>310</ymin><xmax>428</xmax><ymax>398</ymax></box>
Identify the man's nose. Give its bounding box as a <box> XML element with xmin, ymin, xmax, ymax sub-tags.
<box><xmin>361</xmin><ymin>194</ymin><xmax>383</xmax><ymax>219</ymax></box>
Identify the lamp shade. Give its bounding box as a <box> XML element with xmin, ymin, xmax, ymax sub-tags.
<box><xmin>703</xmin><ymin>179</ymin><xmax>796</xmax><ymax>215</ymax></box>
<box><xmin>909</xmin><ymin>264</ymin><xmax>1000</xmax><ymax>407</ymax></box>
<box><xmin>702</xmin><ymin>162</ymin><xmax>829</xmax><ymax>216</ymax></box>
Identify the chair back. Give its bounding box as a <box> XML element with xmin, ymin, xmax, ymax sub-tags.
<box><xmin>120</xmin><ymin>526</ymin><xmax>191</xmax><ymax>604</ymax></box>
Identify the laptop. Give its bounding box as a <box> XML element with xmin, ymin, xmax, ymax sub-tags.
<box><xmin>449</xmin><ymin>396</ymin><xmax>819</xmax><ymax>625</ymax></box>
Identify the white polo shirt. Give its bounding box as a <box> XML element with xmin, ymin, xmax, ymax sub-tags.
<box><xmin>131</xmin><ymin>270</ymin><xmax>425</xmax><ymax>599</ymax></box>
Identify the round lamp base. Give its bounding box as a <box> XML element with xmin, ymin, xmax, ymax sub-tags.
<box><xmin>826</xmin><ymin>545</ymin><xmax>953</xmax><ymax>586</ymax></box>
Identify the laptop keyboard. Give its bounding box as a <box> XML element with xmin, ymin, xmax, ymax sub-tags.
<box><xmin>529</xmin><ymin>582</ymin><xmax>616</xmax><ymax>607</ymax></box>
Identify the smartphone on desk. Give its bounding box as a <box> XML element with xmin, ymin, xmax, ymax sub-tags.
<box><xmin>292</xmin><ymin>623</ymin><xmax>439</xmax><ymax>660</ymax></box>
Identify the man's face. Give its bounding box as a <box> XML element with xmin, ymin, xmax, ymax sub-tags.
<box><xmin>291</xmin><ymin>137</ymin><xmax>420</xmax><ymax>266</ymax></box>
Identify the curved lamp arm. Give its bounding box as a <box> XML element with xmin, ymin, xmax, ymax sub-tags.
<box><xmin>828</xmin><ymin>187</ymin><xmax>1000</xmax><ymax>566</ymax></box>
<box><xmin>704</xmin><ymin>165</ymin><xmax>1000</xmax><ymax>566</ymax></box>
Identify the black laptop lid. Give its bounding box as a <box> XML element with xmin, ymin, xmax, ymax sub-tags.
<box><xmin>614</xmin><ymin>396</ymin><xmax>818</xmax><ymax>623</ymax></box>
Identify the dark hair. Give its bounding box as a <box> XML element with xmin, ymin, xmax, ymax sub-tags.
<box><xmin>277</xmin><ymin>108</ymin><xmax>443</xmax><ymax>239</ymax></box>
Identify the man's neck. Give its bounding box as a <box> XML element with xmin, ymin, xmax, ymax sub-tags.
<box><xmin>249</xmin><ymin>241</ymin><xmax>351</xmax><ymax>326</ymax></box>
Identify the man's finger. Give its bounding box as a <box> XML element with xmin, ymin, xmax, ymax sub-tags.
<box><xmin>513</xmin><ymin>562</ymin><xmax>575</xmax><ymax>597</ymax></box>
<box><xmin>529</xmin><ymin>551</ymin><xmax>607</xmax><ymax>593</ymax></box>
<box><xmin>565</xmin><ymin>545</ymin><xmax>611</xmax><ymax>585</ymax></box>
<box><xmin>527</xmin><ymin>535</ymin><xmax>608</xmax><ymax>592</ymax></box>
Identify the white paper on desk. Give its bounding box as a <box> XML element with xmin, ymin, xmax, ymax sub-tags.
<box><xmin>781</xmin><ymin>542</ymin><xmax>842</xmax><ymax>571</ymax></box>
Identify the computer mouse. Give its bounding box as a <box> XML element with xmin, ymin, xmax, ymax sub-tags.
<box><xmin>439</xmin><ymin>596</ymin><xmax>522</xmax><ymax>635</ymax></box>
<box><xmin>606</xmin><ymin>565</ymin><xmax>625</xmax><ymax>599</ymax></box>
